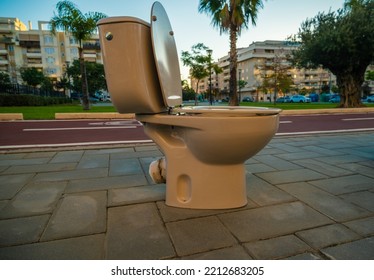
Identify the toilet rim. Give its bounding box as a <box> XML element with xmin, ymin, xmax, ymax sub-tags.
<box><xmin>173</xmin><ymin>106</ymin><xmax>282</xmax><ymax>116</ymax></box>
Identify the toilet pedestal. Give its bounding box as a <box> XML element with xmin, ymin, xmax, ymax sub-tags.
<box><xmin>166</xmin><ymin>158</ymin><xmax>247</xmax><ymax>209</ymax></box>
<box><xmin>142</xmin><ymin>122</ymin><xmax>248</xmax><ymax>209</ymax></box>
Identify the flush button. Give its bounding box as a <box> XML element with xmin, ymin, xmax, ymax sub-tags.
<box><xmin>105</xmin><ymin>32</ymin><xmax>113</xmax><ymax>41</ymax></box>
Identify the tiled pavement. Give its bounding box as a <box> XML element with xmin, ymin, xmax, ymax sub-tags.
<box><xmin>0</xmin><ymin>132</ymin><xmax>373</xmax><ymax>260</ymax></box>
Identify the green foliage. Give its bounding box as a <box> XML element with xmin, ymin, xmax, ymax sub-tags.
<box><xmin>198</xmin><ymin>0</ymin><xmax>265</xmax><ymax>105</ymax></box>
<box><xmin>20</xmin><ymin>67</ymin><xmax>45</xmax><ymax>87</ymax></box>
<box><xmin>50</xmin><ymin>1</ymin><xmax>107</xmax><ymax>110</ymax></box>
<box><xmin>66</xmin><ymin>60</ymin><xmax>107</xmax><ymax>94</ymax></box>
<box><xmin>292</xmin><ymin>0</ymin><xmax>374</xmax><ymax>107</ymax></box>
<box><xmin>0</xmin><ymin>94</ymin><xmax>72</xmax><ymax>106</ymax></box>
<box><xmin>0</xmin><ymin>72</ymin><xmax>12</xmax><ymax>92</ymax></box>
<box><xmin>366</xmin><ymin>70</ymin><xmax>374</xmax><ymax>81</ymax></box>
<box><xmin>181</xmin><ymin>43</ymin><xmax>222</xmax><ymax>104</ymax></box>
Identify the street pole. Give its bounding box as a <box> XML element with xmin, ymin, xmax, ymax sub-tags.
<box><xmin>238</xmin><ymin>69</ymin><xmax>242</xmax><ymax>103</ymax></box>
<box><xmin>207</xmin><ymin>49</ymin><xmax>213</xmax><ymax>105</ymax></box>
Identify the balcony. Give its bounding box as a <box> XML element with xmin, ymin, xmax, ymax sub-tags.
<box><xmin>26</xmin><ymin>52</ymin><xmax>42</xmax><ymax>58</ymax></box>
<box><xmin>83</xmin><ymin>53</ymin><xmax>97</xmax><ymax>59</ymax></box>
<box><xmin>83</xmin><ymin>42</ymin><xmax>100</xmax><ymax>50</ymax></box>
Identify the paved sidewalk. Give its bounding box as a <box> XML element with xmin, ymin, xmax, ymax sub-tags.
<box><xmin>0</xmin><ymin>132</ymin><xmax>373</xmax><ymax>260</ymax></box>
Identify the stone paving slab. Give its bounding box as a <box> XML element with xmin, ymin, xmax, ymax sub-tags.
<box><xmin>218</xmin><ymin>201</ymin><xmax>333</xmax><ymax>242</ymax></box>
<box><xmin>41</xmin><ymin>191</ymin><xmax>107</xmax><ymax>241</ymax></box>
<box><xmin>0</xmin><ymin>234</ymin><xmax>105</xmax><ymax>260</ymax></box>
<box><xmin>166</xmin><ymin>216</ymin><xmax>237</xmax><ymax>256</ymax></box>
<box><xmin>309</xmin><ymin>174</ymin><xmax>374</xmax><ymax>195</ymax></box>
<box><xmin>296</xmin><ymin>224</ymin><xmax>361</xmax><ymax>249</ymax></box>
<box><xmin>0</xmin><ymin>173</ymin><xmax>35</xmax><ymax>200</ymax></box>
<box><xmin>278</xmin><ymin>182</ymin><xmax>370</xmax><ymax>222</ymax></box>
<box><xmin>0</xmin><ymin>133</ymin><xmax>373</xmax><ymax>260</ymax></box>
<box><xmin>106</xmin><ymin>203</ymin><xmax>174</xmax><ymax>260</ymax></box>
<box><xmin>0</xmin><ymin>215</ymin><xmax>50</xmax><ymax>247</ymax></box>
<box><xmin>321</xmin><ymin>237</ymin><xmax>374</xmax><ymax>260</ymax></box>
<box><xmin>243</xmin><ymin>235</ymin><xmax>312</xmax><ymax>260</ymax></box>
<box><xmin>0</xmin><ymin>181</ymin><xmax>66</xmax><ymax>219</ymax></box>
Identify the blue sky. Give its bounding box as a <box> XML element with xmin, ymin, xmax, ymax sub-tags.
<box><xmin>1</xmin><ymin>0</ymin><xmax>345</xmax><ymax>78</ymax></box>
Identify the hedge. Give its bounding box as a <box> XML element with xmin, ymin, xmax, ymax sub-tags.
<box><xmin>0</xmin><ymin>94</ymin><xmax>73</xmax><ymax>106</ymax></box>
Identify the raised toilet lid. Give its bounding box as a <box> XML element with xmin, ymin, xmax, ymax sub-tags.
<box><xmin>151</xmin><ymin>1</ymin><xmax>182</xmax><ymax>109</ymax></box>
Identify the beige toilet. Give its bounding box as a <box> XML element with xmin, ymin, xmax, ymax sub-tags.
<box><xmin>97</xmin><ymin>2</ymin><xmax>281</xmax><ymax>209</ymax></box>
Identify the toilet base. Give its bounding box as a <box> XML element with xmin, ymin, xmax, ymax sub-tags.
<box><xmin>165</xmin><ymin>158</ymin><xmax>247</xmax><ymax>209</ymax></box>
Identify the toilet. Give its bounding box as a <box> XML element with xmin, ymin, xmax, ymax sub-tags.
<box><xmin>97</xmin><ymin>2</ymin><xmax>281</xmax><ymax>209</ymax></box>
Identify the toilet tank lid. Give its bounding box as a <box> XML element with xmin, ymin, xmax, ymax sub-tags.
<box><xmin>97</xmin><ymin>16</ymin><xmax>150</xmax><ymax>27</ymax></box>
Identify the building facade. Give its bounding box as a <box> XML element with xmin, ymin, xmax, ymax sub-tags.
<box><xmin>0</xmin><ymin>17</ymin><xmax>101</xmax><ymax>87</ymax></box>
<box><xmin>191</xmin><ymin>40</ymin><xmax>339</xmax><ymax>102</ymax></box>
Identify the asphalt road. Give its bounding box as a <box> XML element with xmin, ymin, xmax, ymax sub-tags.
<box><xmin>1</xmin><ymin>113</ymin><xmax>373</xmax><ymax>149</ymax></box>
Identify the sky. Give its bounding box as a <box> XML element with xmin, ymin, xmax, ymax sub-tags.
<box><xmin>1</xmin><ymin>0</ymin><xmax>346</xmax><ymax>79</ymax></box>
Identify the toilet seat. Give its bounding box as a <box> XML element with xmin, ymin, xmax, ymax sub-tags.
<box><xmin>173</xmin><ymin>106</ymin><xmax>281</xmax><ymax>116</ymax></box>
<box><xmin>151</xmin><ymin>2</ymin><xmax>182</xmax><ymax>110</ymax></box>
<box><xmin>150</xmin><ymin>2</ymin><xmax>281</xmax><ymax>118</ymax></box>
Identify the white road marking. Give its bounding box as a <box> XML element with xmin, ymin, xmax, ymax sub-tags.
<box><xmin>0</xmin><ymin>139</ymin><xmax>153</xmax><ymax>149</ymax></box>
<box><xmin>280</xmin><ymin>121</ymin><xmax>293</xmax><ymax>124</ymax></box>
<box><xmin>276</xmin><ymin>127</ymin><xmax>374</xmax><ymax>136</ymax></box>
<box><xmin>23</xmin><ymin>126</ymin><xmax>137</xmax><ymax>131</ymax></box>
<box><xmin>342</xmin><ymin>117</ymin><xmax>374</xmax><ymax>121</ymax></box>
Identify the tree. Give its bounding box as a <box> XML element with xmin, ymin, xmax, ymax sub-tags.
<box><xmin>199</xmin><ymin>0</ymin><xmax>265</xmax><ymax>106</ymax></box>
<box><xmin>292</xmin><ymin>0</ymin><xmax>374</xmax><ymax>108</ymax></box>
<box><xmin>256</xmin><ymin>49</ymin><xmax>294</xmax><ymax>103</ymax></box>
<box><xmin>66</xmin><ymin>60</ymin><xmax>107</xmax><ymax>95</ymax></box>
<box><xmin>0</xmin><ymin>72</ymin><xmax>12</xmax><ymax>92</ymax></box>
<box><xmin>181</xmin><ymin>43</ymin><xmax>222</xmax><ymax>105</ymax></box>
<box><xmin>50</xmin><ymin>1</ymin><xmax>107</xmax><ymax>110</ymax></box>
<box><xmin>366</xmin><ymin>70</ymin><xmax>374</xmax><ymax>81</ymax></box>
<box><xmin>20</xmin><ymin>67</ymin><xmax>45</xmax><ymax>88</ymax></box>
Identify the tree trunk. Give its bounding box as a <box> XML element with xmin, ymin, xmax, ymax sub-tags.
<box><xmin>79</xmin><ymin>47</ymin><xmax>90</xmax><ymax>110</ymax></box>
<box><xmin>336</xmin><ymin>73</ymin><xmax>364</xmax><ymax>108</ymax></box>
<box><xmin>195</xmin><ymin>79</ymin><xmax>200</xmax><ymax>106</ymax></box>
<box><xmin>228</xmin><ymin>25</ymin><xmax>238</xmax><ymax>106</ymax></box>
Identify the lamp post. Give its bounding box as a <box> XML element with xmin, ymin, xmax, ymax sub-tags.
<box><xmin>238</xmin><ymin>68</ymin><xmax>242</xmax><ymax>103</ymax></box>
<box><xmin>207</xmin><ymin>49</ymin><xmax>213</xmax><ymax>105</ymax></box>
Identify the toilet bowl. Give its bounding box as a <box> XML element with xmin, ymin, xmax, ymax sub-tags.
<box><xmin>97</xmin><ymin>2</ymin><xmax>281</xmax><ymax>209</ymax></box>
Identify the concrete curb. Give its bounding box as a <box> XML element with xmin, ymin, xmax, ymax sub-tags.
<box><xmin>280</xmin><ymin>107</ymin><xmax>374</xmax><ymax>115</ymax></box>
<box><xmin>55</xmin><ymin>112</ymin><xmax>135</xmax><ymax>119</ymax></box>
<box><xmin>55</xmin><ymin>108</ymin><xmax>374</xmax><ymax>119</ymax></box>
<box><xmin>0</xmin><ymin>113</ymin><xmax>23</xmax><ymax>120</ymax></box>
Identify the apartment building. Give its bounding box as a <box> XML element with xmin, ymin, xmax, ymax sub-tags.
<box><xmin>0</xmin><ymin>17</ymin><xmax>101</xmax><ymax>86</ymax></box>
<box><xmin>192</xmin><ymin>40</ymin><xmax>338</xmax><ymax>101</ymax></box>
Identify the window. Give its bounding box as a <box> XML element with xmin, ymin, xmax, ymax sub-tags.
<box><xmin>69</xmin><ymin>37</ymin><xmax>78</xmax><ymax>45</ymax></box>
<box><xmin>46</xmin><ymin>56</ymin><xmax>55</xmax><ymax>64</ymax></box>
<box><xmin>70</xmin><ymin>48</ymin><xmax>78</xmax><ymax>56</ymax></box>
<box><xmin>44</xmin><ymin>47</ymin><xmax>55</xmax><ymax>54</ymax></box>
<box><xmin>44</xmin><ymin>35</ymin><xmax>54</xmax><ymax>44</ymax></box>
<box><xmin>45</xmin><ymin>67</ymin><xmax>57</xmax><ymax>75</ymax></box>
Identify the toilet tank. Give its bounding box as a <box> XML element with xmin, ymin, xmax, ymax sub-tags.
<box><xmin>97</xmin><ymin>17</ymin><xmax>166</xmax><ymax>114</ymax></box>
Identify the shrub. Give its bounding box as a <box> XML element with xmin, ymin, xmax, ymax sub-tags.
<box><xmin>0</xmin><ymin>94</ymin><xmax>73</xmax><ymax>106</ymax></box>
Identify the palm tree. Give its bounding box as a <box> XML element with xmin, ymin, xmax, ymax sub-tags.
<box><xmin>199</xmin><ymin>0</ymin><xmax>265</xmax><ymax>105</ymax></box>
<box><xmin>50</xmin><ymin>1</ymin><xmax>106</xmax><ymax>110</ymax></box>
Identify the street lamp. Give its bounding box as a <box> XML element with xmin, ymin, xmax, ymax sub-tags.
<box><xmin>207</xmin><ymin>49</ymin><xmax>213</xmax><ymax>105</ymax></box>
<box><xmin>238</xmin><ymin>68</ymin><xmax>242</xmax><ymax>103</ymax></box>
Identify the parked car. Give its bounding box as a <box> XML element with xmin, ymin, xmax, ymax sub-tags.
<box><xmin>242</xmin><ymin>96</ymin><xmax>253</xmax><ymax>102</ymax></box>
<box><xmin>289</xmin><ymin>95</ymin><xmax>311</xmax><ymax>103</ymax></box>
<box><xmin>329</xmin><ymin>95</ymin><xmax>341</xmax><ymax>103</ymax></box>
<box><xmin>363</xmin><ymin>95</ymin><xmax>374</xmax><ymax>103</ymax></box>
<box><xmin>276</xmin><ymin>96</ymin><xmax>290</xmax><ymax>103</ymax></box>
<box><xmin>308</xmin><ymin>93</ymin><xmax>319</xmax><ymax>102</ymax></box>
